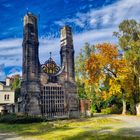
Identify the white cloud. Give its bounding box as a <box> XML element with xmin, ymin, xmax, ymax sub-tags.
<box><xmin>88</xmin><ymin>0</ymin><xmax>140</xmax><ymax>28</ymax></box>
<box><xmin>54</xmin><ymin>18</ymin><xmax>85</xmax><ymax>28</ymax></box>
<box><xmin>40</xmin><ymin>27</ymin><xmax>117</xmax><ymax>64</ymax></box>
<box><xmin>0</xmin><ymin>38</ymin><xmax>22</xmax><ymax>48</ymax></box>
<box><xmin>39</xmin><ymin>38</ymin><xmax>60</xmax><ymax>64</ymax></box>
<box><xmin>0</xmin><ymin>37</ymin><xmax>61</xmax><ymax>67</ymax></box>
<box><xmin>0</xmin><ymin>64</ymin><xmax>6</xmax><ymax>80</ymax></box>
<box><xmin>55</xmin><ymin>0</ymin><xmax>140</xmax><ymax>29</ymax></box>
<box><xmin>90</xmin><ymin>18</ymin><xmax>97</xmax><ymax>25</ymax></box>
<box><xmin>73</xmin><ymin>28</ymin><xmax>117</xmax><ymax>54</ymax></box>
<box><xmin>0</xmin><ymin>28</ymin><xmax>115</xmax><ymax>68</ymax></box>
<box><xmin>0</xmin><ymin>38</ymin><xmax>22</xmax><ymax>67</ymax></box>
<box><xmin>52</xmin><ymin>0</ymin><xmax>140</xmax><ymax>53</ymax></box>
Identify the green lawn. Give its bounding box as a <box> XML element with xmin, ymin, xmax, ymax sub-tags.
<box><xmin>0</xmin><ymin>117</ymin><xmax>139</xmax><ymax>140</ymax></box>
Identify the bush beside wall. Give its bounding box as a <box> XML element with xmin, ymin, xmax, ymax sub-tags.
<box><xmin>0</xmin><ymin>114</ymin><xmax>45</xmax><ymax>124</ymax></box>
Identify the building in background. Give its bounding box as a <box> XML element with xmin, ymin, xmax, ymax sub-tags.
<box><xmin>0</xmin><ymin>77</ymin><xmax>15</xmax><ymax>114</ymax></box>
<box><xmin>19</xmin><ymin>12</ymin><xmax>79</xmax><ymax>118</ymax></box>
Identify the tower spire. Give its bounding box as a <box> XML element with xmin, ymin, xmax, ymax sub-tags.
<box><xmin>20</xmin><ymin>13</ymin><xmax>41</xmax><ymax>115</ymax></box>
<box><xmin>60</xmin><ymin>25</ymin><xmax>75</xmax><ymax>82</ymax></box>
<box><xmin>49</xmin><ymin>52</ymin><xmax>52</xmax><ymax>59</ymax></box>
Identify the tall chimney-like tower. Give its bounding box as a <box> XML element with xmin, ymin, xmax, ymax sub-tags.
<box><xmin>20</xmin><ymin>12</ymin><xmax>41</xmax><ymax>115</ymax></box>
<box><xmin>60</xmin><ymin>26</ymin><xmax>79</xmax><ymax>118</ymax></box>
<box><xmin>60</xmin><ymin>26</ymin><xmax>75</xmax><ymax>82</ymax></box>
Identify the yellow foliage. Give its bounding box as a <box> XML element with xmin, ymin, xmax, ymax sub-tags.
<box><xmin>86</xmin><ymin>43</ymin><xmax>133</xmax><ymax>100</ymax></box>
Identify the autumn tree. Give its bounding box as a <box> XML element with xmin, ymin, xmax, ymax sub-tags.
<box><xmin>86</xmin><ymin>43</ymin><xmax>131</xmax><ymax>114</ymax></box>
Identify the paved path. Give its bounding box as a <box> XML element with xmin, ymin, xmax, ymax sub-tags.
<box><xmin>94</xmin><ymin>114</ymin><xmax>140</xmax><ymax>137</ymax></box>
<box><xmin>0</xmin><ymin>133</ymin><xmax>24</xmax><ymax>140</ymax></box>
<box><xmin>95</xmin><ymin>114</ymin><xmax>140</xmax><ymax>126</ymax></box>
<box><xmin>0</xmin><ymin>133</ymin><xmax>37</xmax><ymax>140</ymax></box>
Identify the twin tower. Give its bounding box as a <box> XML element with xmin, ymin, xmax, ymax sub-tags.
<box><xmin>19</xmin><ymin>12</ymin><xmax>79</xmax><ymax>118</ymax></box>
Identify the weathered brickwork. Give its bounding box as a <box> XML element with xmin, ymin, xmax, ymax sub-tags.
<box><xmin>20</xmin><ymin>13</ymin><xmax>41</xmax><ymax>115</ymax></box>
<box><xmin>19</xmin><ymin>13</ymin><xmax>79</xmax><ymax>118</ymax></box>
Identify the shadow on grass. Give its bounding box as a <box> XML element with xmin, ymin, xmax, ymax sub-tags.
<box><xmin>116</xmin><ymin>127</ymin><xmax>140</xmax><ymax>137</ymax></box>
<box><xmin>62</xmin><ymin>131</ymin><xmax>140</xmax><ymax>140</ymax></box>
<box><xmin>19</xmin><ymin>125</ymin><xmax>73</xmax><ymax>136</ymax></box>
<box><xmin>62</xmin><ymin>127</ymin><xmax>140</xmax><ymax>140</ymax></box>
<box><xmin>61</xmin><ymin>126</ymin><xmax>112</xmax><ymax>140</ymax></box>
<box><xmin>15</xmin><ymin>124</ymin><xmax>140</xmax><ymax>140</ymax></box>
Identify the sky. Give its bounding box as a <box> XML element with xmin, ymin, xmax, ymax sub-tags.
<box><xmin>0</xmin><ymin>0</ymin><xmax>140</xmax><ymax>80</ymax></box>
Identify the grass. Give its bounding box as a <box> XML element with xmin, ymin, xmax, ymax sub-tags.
<box><xmin>0</xmin><ymin>117</ymin><xmax>139</xmax><ymax>140</ymax></box>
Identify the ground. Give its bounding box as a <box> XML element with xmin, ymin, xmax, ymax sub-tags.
<box><xmin>0</xmin><ymin>114</ymin><xmax>140</xmax><ymax>140</ymax></box>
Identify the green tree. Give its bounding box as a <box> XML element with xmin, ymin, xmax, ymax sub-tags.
<box><xmin>11</xmin><ymin>75</ymin><xmax>21</xmax><ymax>102</ymax></box>
<box><xmin>114</xmin><ymin>19</ymin><xmax>140</xmax><ymax>114</ymax></box>
<box><xmin>75</xmin><ymin>42</ymin><xmax>95</xmax><ymax>80</ymax></box>
<box><xmin>75</xmin><ymin>43</ymin><xmax>99</xmax><ymax>113</ymax></box>
<box><xmin>75</xmin><ymin>43</ymin><xmax>95</xmax><ymax>99</ymax></box>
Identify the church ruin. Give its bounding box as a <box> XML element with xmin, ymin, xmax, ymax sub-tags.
<box><xmin>18</xmin><ymin>12</ymin><xmax>79</xmax><ymax>118</ymax></box>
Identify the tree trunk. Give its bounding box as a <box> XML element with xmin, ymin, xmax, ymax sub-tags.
<box><xmin>121</xmin><ymin>89</ymin><xmax>127</xmax><ymax>115</ymax></box>
<box><xmin>133</xmin><ymin>76</ymin><xmax>140</xmax><ymax>115</ymax></box>
<box><xmin>136</xmin><ymin>103</ymin><xmax>140</xmax><ymax>115</ymax></box>
<box><xmin>122</xmin><ymin>99</ymin><xmax>127</xmax><ymax>115</ymax></box>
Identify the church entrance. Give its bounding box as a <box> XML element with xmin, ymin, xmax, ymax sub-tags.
<box><xmin>41</xmin><ymin>84</ymin><xmax>68</xmax><ymax>118</ymax></box>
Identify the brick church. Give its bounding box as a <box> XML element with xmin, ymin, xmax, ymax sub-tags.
<box><xmin>18</xmin><ymin>12</ymin><xmax>79</xmax><ymax>118</ymax></box>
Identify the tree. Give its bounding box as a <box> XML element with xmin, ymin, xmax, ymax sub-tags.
<box><xmin>75</xmin><ymin>43</ymin><xmax>95</xmax><ymax>99</ymax></box>
<box><xmin>114</xmin><ymin>19</ymin><xmax>140</xmax><ymax>114</ymax></box>
<box><xmin>75</xmin><ymin>43</ymin><xmax>95</xmax><ymax>80</ymax></box>
<box><xmin>86</xmin><ymin>43</ymin><xmax>131</xmax><ymax>114</ymax></box>
<box><xmin>75</xmin><ymin>43</ymin><xmax>101</xmax><ymax>113</ymax></box>
<box><xmin>11</xmin><ymin>75</ymin><xmax>21</xmax><ymax>102</ymax></box>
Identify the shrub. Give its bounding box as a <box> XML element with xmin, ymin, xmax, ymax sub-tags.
<box><xmin>101</xmin><ymin>105</ymin><xmax>122</xmax><ymax>114</ymax></box>
<box><xmin>129</xmin><ymin>101</ymin><xmax>136</xmax><ymax>115</ymax></box>
<box><xmin>110</xmin><ymin>105</ymin><xmax>122</xmax><ymax>114</ymax></box>
<box><xmin>0</xmin><ymin>114</ymin><xmax>45</xmax><ymax>124</ymax></box>
<box><xmin>91</xmin><ymin>104</ymin><xmax>97</xmax><ymax>113</ymax></box>
<box><xmin>101</xmin><ymin>108</ymin><xmax>111</xmax><ymax>114</ymax></box>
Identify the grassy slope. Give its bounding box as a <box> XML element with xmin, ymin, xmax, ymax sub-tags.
<box><xmin>0</xmin><ymin>117</ymin><xmax>139</xmax><ymax>140</ymax></box>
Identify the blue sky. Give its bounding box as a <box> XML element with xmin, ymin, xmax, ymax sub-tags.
<box><xmin>0</xmin><ymin>0</ymin><xmax>140</xmax><ymax>80</ymax></box>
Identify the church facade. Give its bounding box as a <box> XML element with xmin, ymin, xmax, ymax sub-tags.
<box><xmin>18</xmin><ymin>12</ymin><xmax>79</xmax><ymax>118</ymax></box>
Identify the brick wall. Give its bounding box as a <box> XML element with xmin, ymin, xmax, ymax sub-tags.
<box><xmin>80</xmin><ymin>100</ymin><xmax>91</xmax><ymax>114</ymax></box>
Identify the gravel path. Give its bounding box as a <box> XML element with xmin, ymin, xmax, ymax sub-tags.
<box><xmin>111</xmin><ymin>115</ymin><xmax>140</xmax><ymax>127</ymax></box>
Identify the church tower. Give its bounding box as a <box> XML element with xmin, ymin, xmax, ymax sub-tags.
<box><xmin>20</xmin><ymin>12</ymin><xmax>41</xmax><ymax>115</ymax></box>
<box><xmin>60</xmin><ymin>26</ymin><xmax>79</xmax><ymax>118</ymax></box>
<box><xmin>60</xmin><ymin>26</ymin><xmax>75</xmax><ymax>82</ymax></box>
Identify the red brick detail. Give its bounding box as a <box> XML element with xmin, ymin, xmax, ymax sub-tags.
<box><xmin>80</xmin><ymin>100</ymin><xmax>91</xmax><ymax>113</ymax></box>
